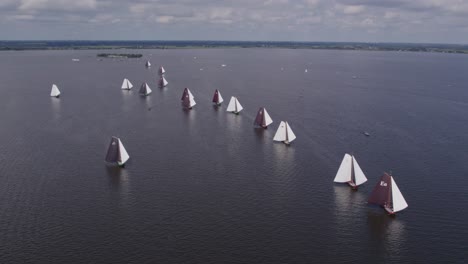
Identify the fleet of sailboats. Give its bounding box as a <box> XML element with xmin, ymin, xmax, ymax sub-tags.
<box><xmin>181</xmin><ymin>88</ymin><xmax>196</xmax><ymax>109</ymax></box>
<box><xmin>368</xmin><ymin>172</ymin><xmax>408</xmax><ymax>215</ymax></box>
<box><xmin>226</xmin><ymin>96</ymin><xmax>243</xmax><ymax>114</ymax></box>
<box><xmin>254</xmin><ymin>107</ymin><xmax>273</xmax><ymax>129</ymax></box>
<box><xmin>212</xmin><ymin>89</ymin><xmax>224</xmax><ymax>105</ymax></box>
<box><xmin>273</xmin><ymin>121</ymin><xmax>296</xmax><ymax>145</ymax></box>
<box><xmin>139</xmin><ymin>82</ymin><xmax>152</xmax><ymax>96</ymax></box>
<box><xmin>121</xmin><ymin>78</ymin><xmax>133</xmax><ymax>90</ymax></box>
<box><xmin>50</xmin><ymin>84</ymin><xmax>61</xmax><ymax>98</ymax></box>
<box><xmin>334</xmin><ymin>154</ymin><xmax>368</xmax><ymax>189</ymax></box>
<box><xmin>105</xmin><ymin>136</ymin><xmax>130</xmax><ymax>167</ymax></box>
<box><xmin>47</xmin><ymin>60</ymin><xmax>409</xmax><ymax>218</ymax></box>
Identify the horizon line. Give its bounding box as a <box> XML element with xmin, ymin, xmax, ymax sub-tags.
<box><xmin>1</xmin><ymin>40</ymin><xmax>467</xmax><ymax>46</ymax></box>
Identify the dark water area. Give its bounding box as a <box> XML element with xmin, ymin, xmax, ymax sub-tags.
<box><xmin>0</xmin><ymin>49</ymin><xmax>467</xmax><ymax>263</ymax></box>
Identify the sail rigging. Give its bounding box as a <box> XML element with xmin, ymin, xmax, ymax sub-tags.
<box><xmin>50</xmin><ymin>84</ymin><xmax>61</xmax><ymax>97</ymax></box>
<box><xmin>212</xmin><ymin>89</ymin><xmax>224</xmax><ymax>105</ymax></box>
<box><xmin>254</xmin><ymin>107</ymin><xmax>273</xmax><ymax>128</ymax></box>
<box><xmin>121</xmin><ymin>78</ymin><xmax>133</xmax><ymax>90</ymax></box>
<box><xmin>105</xmin><ymin>137</ymin><xmax>130</xmax><ymax>166</ymax></box>
<box><xmin>368</xmin><ymin>173</ymin><xmax>408</xmax><ymax>214</ymax></box>
<box><xmin>226</xmin><ymin>97</ymin><xmax>243</xmax><ymax>114</ymax></box>
<box><xmin>139</xmin><ymin>82</ymin><xmax>152</xmax><ymax>96</ymax></box>
<box><xmin>334</xmin><ymin>154</ymin><xmax>367</xmax><ymax>188</ymax></box>
<box><xmin>273</xmin><ymin>121</ymin><xmax>296</xmax><ymax>144</ymax></box>
<box><xmin>181</xmin><ymin>88</ymin><xmax>196</xmax><ymax>109</ymax></box>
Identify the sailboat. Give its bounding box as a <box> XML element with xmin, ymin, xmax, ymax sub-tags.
<box><xmin>50</xmin><ymin>84</ymin><xmax>61</xmax><ymax>98</ymax></box>
<box><xmin>121</xmin><ymin>78</ymin><xmax>133</xmax><ymax>90</ymax></box>
<box><xmin>181</xmin><ymin>88</ymin><xmax>196</xmax><ymax>109</ymax></box>
<box><xmin>159</xmin><ymin>66</ymin><xmax>166</xmax><ymax>75</ymax></box>
<box><xmin>145</xmin><ymin>60</ymin><xmax>151</xmax><ymax>67</ymax></box>
<box><xmin>368</xmin><ymin>172</ymin><xmax>408</xmax><ymax>215</ymax></box>
<box><xmin>273</xmin><ymin>121</ymin><xmax>296</xmax><ymax>145</ymax></box>
<box><xmin>333</xmin><ymin>153</ymin><xmax>368</xmax><ymax>189</ymax></box>
<box><xmin>212</xmin><ymin>89</ymin><xmax>224</xmax><ymax>105</ymax></box>
<box><xmin>226</xmin><ymin>96</ymin><xmax>243</xmax><ymax>114</ymax></box>
<box><xmin>105</xmin><ymin>136</ymin><xmax>130</xmax><ymax>167</ymax></box>
<box><xmin>159</xmin><ymin>76</ymin><xmax>168</xmax><ymax>88</ymax></box>
<box><xmin>139</xmin><ymin>82</ymin><xmax>152</xmax><ymax>96</ymax></box>
<box><xmin>254</xmin><ymin>107</ymin><xmax>273</xmax><ymax>129</ymax></box>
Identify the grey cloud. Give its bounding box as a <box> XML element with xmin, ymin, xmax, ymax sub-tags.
<box><xmin>0</xmin><ymin>0</ymin><xmax>467</xmax><ymax>43</ymax></box>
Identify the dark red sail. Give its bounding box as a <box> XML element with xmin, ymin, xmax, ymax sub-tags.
<box><xmin>182</xmin><ymin>93</ymin><xmax>191</xmax><ymax>108</ymax></box>
<box><xmin>181</xmin><ymin>88</ymin><xmax>188</xmax><ymax>100</ymax></box>
<box><xmin>212</xmin><ymin>89</ymin><xmax>219</xmax><ymax>103</ymax></box>
<box><xmin>368</xmin><ymin>173</ymin><xmax>392</xmax><ymax>208</ymax></box>
<box><xmin>254</xmin><ymin>107</ymin><xmax>265</xmax><ymax>127</ymax></box>
<box><xmin>105</xmin><ymin>137</ymin><xmax>120</xmax><ymax>163</ymax></box>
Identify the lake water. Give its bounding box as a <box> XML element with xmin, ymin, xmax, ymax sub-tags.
<box><xmin>0</xmin><ymin>48</ymin><xmax>467</xmax><ymax>263</ymax></box>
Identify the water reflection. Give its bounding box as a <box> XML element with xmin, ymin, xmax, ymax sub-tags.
<box><xmin>105</xmin><ymin>165</ymin><xmax>131</xmax><ymax>205</ymax></box>
<box><xmin>271</xmin><ymin>143</ymin><xmax>296</xmax><ymax>178</ymax></box>
<box><xmin>367</xmin><ymin>210</ymin><xmax>406</xmax><ymax>256</ymax></box>
<box><xmin>50</xmin><ymin>97</ymin><xmax>61</xmax><ymax>119</ymax></box>
<box><xmin>139</xmin><ymin>95</ymin><xmax>153</xmax><ymax>111</ymax></box>
<box><xmin>120</xmin><ymin>89</ymin><xmax>134</xmax><ymax>113</ymax></box>
<box><xmin>333</xmin><ymin>185</ymin><xmax>367</xmax><ymax>220</ymax></box>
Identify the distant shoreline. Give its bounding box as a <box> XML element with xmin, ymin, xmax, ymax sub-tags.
<box><xmin>1</xmin><ymin>41</ymin><xmax>468</xmax><ymax>54</ymax></box>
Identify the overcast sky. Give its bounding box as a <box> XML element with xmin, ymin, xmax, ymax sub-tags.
<box><xmin>1</xmin><ymin>0</ymin><xmax>468</xmax><ymax>43</ymax></box>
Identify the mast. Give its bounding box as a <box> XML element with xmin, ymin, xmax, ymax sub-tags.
<box><xmin>350</xmin><ymin>155</ymin><xmax>356</xmax><ymax>185</ymax></box>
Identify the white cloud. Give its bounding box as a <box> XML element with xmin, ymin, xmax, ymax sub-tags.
<box><xmin>1</xmin><ymin>0</ymin><xmax>468</xmax><ymax>42</ymax></box>
<box><xmin>19</xmin><ymin>0</ymin><xmax>97</xmax><ymax>12</ymax></box>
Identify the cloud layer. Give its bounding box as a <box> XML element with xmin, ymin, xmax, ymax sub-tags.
<box><xmin>1</xmin><ymin>0</ymin><xmax>468</xmax><ymax>43</ymax></box>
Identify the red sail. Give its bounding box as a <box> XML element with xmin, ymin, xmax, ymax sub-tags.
<box><xmin>181</xmin><ymin>88</ymin><xmax>188</xmax><ymax>100</ymax></box>
<box><xmin>212</xmin><ymin>89</ymin><xmax>219</xmax><ymax>103</ymax></box>
<box><xmin>158</xmin><ymin>77</ymin><xmax>163</xmax><ymax>87</ymax></box>
<box><xmin>254</xmin><ymin>107</ymin><xmax>264</xmax><ymax>127</ymax></box>
<box><xmin>105</xmin><ymin>137</ymin><xmax>120</xmax><ymax>163</ymax></box>
<box><xmin>182</xmin><ymin>93</ymin><xmax>191</xmax><ymax>108</ymax></box>
<box><xmin>368</xmin><ymin>173</ymin><xmax>392</xmax><ymax>208</ymax></box>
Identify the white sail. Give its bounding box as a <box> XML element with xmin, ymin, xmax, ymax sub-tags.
<box><xmin>273</xmin><ymin>121</ymin><xmax>287</xmax><ymax>141</ymax></box>
<box><xmin>188</xmin><ymin>89</ymin><xmax>196</xmax><ymax>107</ymax></box>
<box><xmin>118</xmin><ymin>139</ymin><xmax>130</xmax><ymax>165</ymax></box>
<box><xmin>143</xmin><ymin>83</ymin><xmax>152</xmax><ymax>95</ymax></box>
<box><xmin>160</xmin><ymin>66</ymin><xmax>166</xmax><ymax>75</ymax></box>
<box><xmin>162</xmin><ymin>77</ymin><xmax>168</xmax><ymax>86</ymax></box>
<box><xmin>217</xmin><ymin>91</ymin><xmax>224</xmax><ymax>104</ymax></box>
<box><xmin>146</xmin><ymin>61</ymin><xmax>151</xmax><ymax>67</ymax></box>
<box><xmin>263</xmin><ymin>108</ymin><xmax>273</xmax><ymax>127</ymax></box>
<box><xmin>352</xmin><ymin>156</ymin><xmax>368</xmax><ymax>186</ymax></box>
<box><xmin>121</xmin><ymin>78</ymin><xmax>133</xmax><ymax>90</ymax></box>
<box><xmin>226</xmin><ymin>97</ymin><xmax>237</xmax><ymax>112</ymax></box>
<box><xmin>285</xmin><ymin>122</ymin><xmax>296</xmax><ymax>143</ymax></box>
<box><xmin>50</xmin><ymin>84</ymin><xmax>61</xmax><ymax>97</ymax></box>
<box><xmin>234</xmin><ymin>98</ymin><xmax>243</xmax><ymax>113</ymax></box>
<box><xmin>391</xmin><ymin>177</ymin><xmax>408</xmax><ymax>213</ymax></box>
<box><xmin>334</xmin><ymin>154</ymin><xmax>352</xmax><ymax>183</ymax></box>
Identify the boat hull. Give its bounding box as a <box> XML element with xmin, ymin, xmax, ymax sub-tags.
<box><xmin>384</xmin><ymin>206</ymin><xmax>395</xmax><ymax>215</ymax></box>
<box><xmin>347</xmin><ymin>181</ymin><xmax>358</xmax><ymax>190</ymax></box>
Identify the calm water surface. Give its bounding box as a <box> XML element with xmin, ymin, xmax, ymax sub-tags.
<box><xmin>0</xmin><ymin>49</ymin><xmax>467</xmax><ymax>263</ymax></box>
